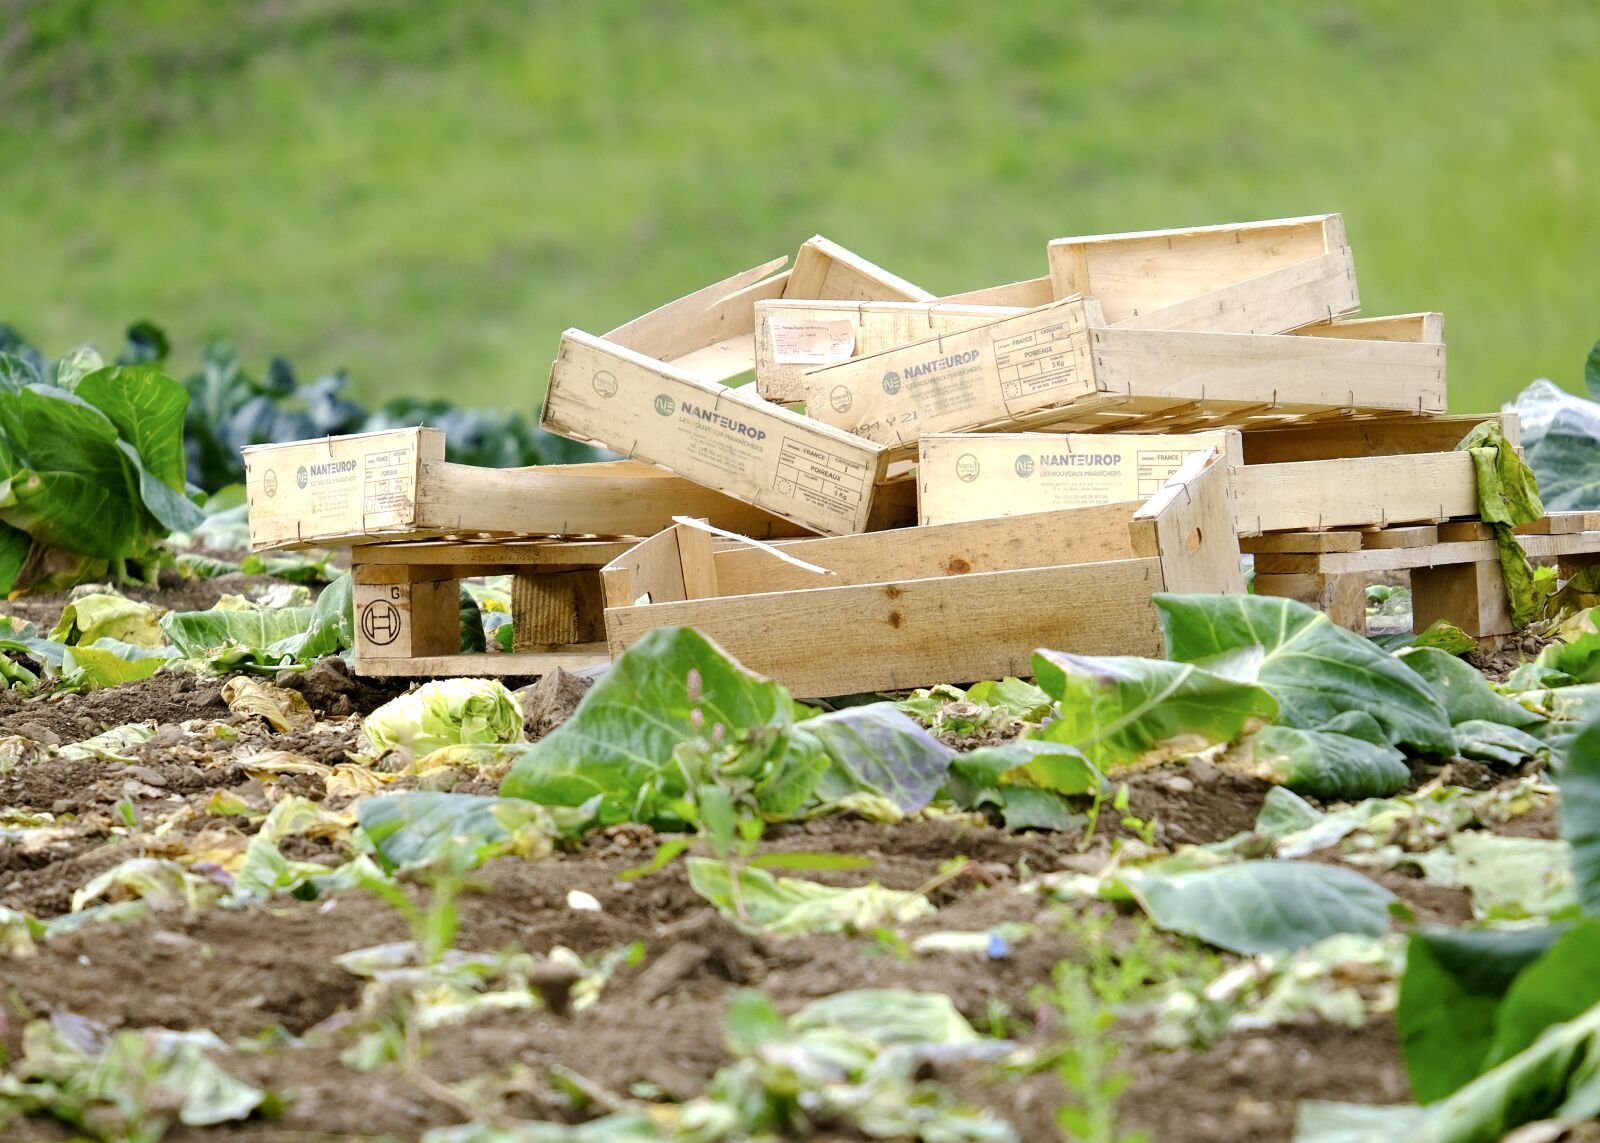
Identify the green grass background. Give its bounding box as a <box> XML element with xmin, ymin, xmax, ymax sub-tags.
<box><xmin>2</xmin><ymin>0</ymin><xmax>1596</xmax><ymax>413</ymax></box>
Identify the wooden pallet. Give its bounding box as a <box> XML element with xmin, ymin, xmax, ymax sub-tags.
<box><xmin>1246</xmin><ymin>514</ymin><xmax>1600</xmax><ymax>636</ymax></box>
<box><xmin>351</xmin><ymin>539</ymin><xmax>628</xmax><ymax>677</ymax></box>
<box><xmin>595</xmin><ymin>450</ymin><xmax>1242</xmax><ymax>697</ymax></box>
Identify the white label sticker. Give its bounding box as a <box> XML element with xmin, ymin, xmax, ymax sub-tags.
<box><xmin>770</xmin><ymin>318</ymin><xmax>856</xmax><ymax>366</ymax></box>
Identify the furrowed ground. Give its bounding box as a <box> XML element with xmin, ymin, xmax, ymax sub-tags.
<box><xmin>3</xmin><ymin>545</ymin><xmax>1593</xmax><ymax>1143</ymax></box>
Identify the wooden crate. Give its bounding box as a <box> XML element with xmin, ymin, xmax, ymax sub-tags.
<box><xmin>596</xmin><ymin>450</ymin><xmax>1243</xmax><ymax>697</ymax></box>
<box><xmin>936</xmin><ymin>214</ymin><xmax>1358</xmax><ymax>326</ymax></box>
<box><xmin>538</xmin><ymin>235</ymin><xmax>936</xmax><ymax>537</ymax></box>
<box><xmin>242</xmin><ymin>427</ymin><xmax>828</xmax><ymax>552</ymax></box>
<box><xmin>918</xmin><ymin>431</ymin><xmax>1243</xmax><ymax>525</ymax></box>
<box><xmin>755</xmin><ymin>224</ymin><xmax>1368</xmax><ymax>406</ymax></box>
<box><xmin>543</xmin><ymin>331</ymin><xmax>905</xmax><ymax>537</ymax></box>
<box><xmin>919</xmin><ymin>418</ymin><xmax>1514</xmax><ymax>535</ymax></box>
<box><xmin>1045</xmin><ymin>214</ymin><xmax>1357</xmax><ymax>329</ymax></box>
<box><xmin>754</xmin><ymin>300</ymin><xmax>1015</xmax><ymax>404</ymax></box>
<box><xmin>797</xmin><ymin>296</ymin><xmax>1446</xmax><ymax>453</ymax></box>
<box><xmin>597</xmin><ymin>235</ymin><xmax>932</xmax><ymax>385</ymax></box>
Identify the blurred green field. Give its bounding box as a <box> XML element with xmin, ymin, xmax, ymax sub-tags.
<box><xmin>1</xmin><ymin>0</ymin><xmax>1596</xmax><ymax>413</ymax></box>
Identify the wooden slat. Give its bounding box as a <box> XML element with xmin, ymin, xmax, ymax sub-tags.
<box><xmin>1106</xmin><ymin>249</ymin><xmax>1360</xmax><ymax>337</ymax></box>
<box><xmin>599</xmin><ymin>528</ymin><xmax>687</xmax><ymax>611</ymax></box>
<box><xmin>1437</xmin><ymin>520</ymin><xmax>1493</xmax><ymax>542</ymax></box>
<box><xmin>1229</xmin><ymin>453</ymin><xmax>1478</xmax><ymax>535</ymax></box>
<box><xmin>1515</xmin><ymin>513</ymin><xmax>1592</xmax><ymax>536</ymax></box>
<box><xmin>352</xmin><ymin>540</ymin><xmax>636</xmax><ymax>567</ymax></box>
<box><xmin>939</xmin><ymin>275</ymin><xmax>1053</xmax><ymax>307</ymax></box>
<box><xmin>1259</xmin><ymin>530</ymin><xmax>1600</xmax><ymax>576</ymax></box>
<box><xmin>754</xmin><ymin>299</ymin><xmax>1016</xmax><ymax>403</ymax></box>
<box><xmin>358</xmin><ymin>648</ymin><xmax>611</xmax><ymax>678</ymax></box>
<box><xmin>675</xmin><ymin>522</ymin><xmax>720</xmax><ymax>599</ymax></box>
<box><xmin>710</xmin><ymin>502</ymin><xmax>1147</xmax><ymax>597</ymax></box>
<box><xmin>1361</xmin><ymin>525</ymin><xmax>1440</xmax><ymax>550</ymax></box>
<box><xmin>604</xmin><ymin>559</ymin><xmax>1167</xmax><ymax>697</ymax></box>
<box><xmin>1239</xmin><ymin>412</ymin><xmax>1515</xmax><ymax>464</ymax></box>
<box><xmin>1290</xmin><ymin>312</ymin><xmax>1444</xmax><ymax>344</ymax></box>
<box><xmin>1239</xmin><ymin>531</ymin><xmax>1363</xmax><ymax>554</ymax></box>
<box><xmin>604</xmin><ymin>256</ymin><xmax>789</xmax><ymax>366</ymax></box>
<box><xmin>410</xmin><ymin>459</ymin><xmax>812</xmax><ymax>543</ymax></box>
<box><xmin>1130</xmin><ymin>451</ymin><xmax>1245</xmax><ymax>595</ymax></box>
<box><xmin>1252</xmin><ymin>554</ymin><xmax>1328</xmax><ymax>576</ymax></box>
<box><xmin>783</xmin><ymin>235</ymin><xmax>935</xmax><ymax>303</ymax></box>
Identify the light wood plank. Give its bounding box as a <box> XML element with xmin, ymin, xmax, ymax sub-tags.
<box><xmin>604</xmin><ymin>559</ymin><xmax>1167</xmax><ymax>697</ymax></box>
<box><xmin>410</xmin><ymin>460</ymin><xmax>812</xmax><ymax>543</ymax></box>
<box><xmin>604</xmin><ymin>256</ymin><xmax>789</xmax><ymax>365</ymax></box>
<box><xmin>352</xmin><ymin>539</ymin><xmax>636</xmax><ymax>568</ymax></box>
<box><xmin>1131</xmin><ymin>451</ymin><xmax>1246</xmax><ymax>594</ymax></box>
<box><xmin>1270</xmin><ymin>530</ymin><xmax>1600</xmax><ymax>576</ymax></box>
<box><xmin>1229</xmin><ymin>453</ymin><xmax>1478</xmax><ymax>535</ymax></box>
<box><xmin>674</xmin><ymin>522</ymin><xmax>720</xmax><ymax>599</ymax></box>
<box><xmin>1437</xmin><ymin>520</ymin><xmax>1494</xmax><ymax>542</ymax></box>
<box><xmin>1107</xmin><ymin>249</ymin><xmax>1360</xmax><ymax>337</ymax></box>
<box><xmin>1239</xmin><ymin>531</ymin><xmax>1363</xmax><ymax>554</ymax></box>
<box><xmin>939</xmin><ymin>275</ymin><xmax>1054</xmax><ymax>307</ymax></box>
<box><xmin>1361</xmin><ymin>525</ymin><xmax>1440</xmax><ymax>550</ymax></box>
<box><xmin>783</xmin><ymin>235</ymin><xmax>935</xmax><ymax>303</ymax></box>
<box><xmin>358</xmin><ymin>648</ymin><xmax>611</xmax><ymax>678</ymax></box>
<box><xmin>1515</xmin><ymin>513</ymin><xmax>1592</xmax><ymax>536</ymax></box>
<box><xmin>1290</xmin><ymin>312</ymin><xmax>1444</xmax><ymax>343</ymax></box>
<box><xmin>599</xmin><ymin>528</ymin><xmax>687</xmax><ymax>611</ymax></box>
<box><xmin>1239</xmin><ymin>412</ymin><xmax>1513</xmax><ymax>464</ymax></box>
<box><xmin>709</xmin><ymin>502</ymin><xmax>1147</xmax><ymax>596</ymax></box>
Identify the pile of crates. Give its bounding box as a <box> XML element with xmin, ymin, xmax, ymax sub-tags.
<box><xmin>243</xmin><ymin>217</ymin><xmax>1600</xmax><ymax>697</ymax></box>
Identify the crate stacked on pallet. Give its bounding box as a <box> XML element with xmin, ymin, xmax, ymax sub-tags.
<box><xmin>243</xmin><ymin>216</ymin><xmax>1600</xmax><ymax>697</ymax></box>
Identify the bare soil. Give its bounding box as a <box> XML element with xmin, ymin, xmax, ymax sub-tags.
<box><xmin>0</xmin><ymin>581</ymin><xmax>1547</xmax><ymax>1141</ymax></box>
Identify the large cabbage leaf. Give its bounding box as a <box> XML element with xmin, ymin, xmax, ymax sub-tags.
<box><xmin>0</xmin><ymin>364</ymin><xmax>202</xmax><ymax>592</ymax></box>
<box><xmin>1121</xmin><ymin>860</ymin><xmax>1396</xmax><ymax>955</ymax></box>
<box><xmin>500</xmin><ymin>627</ymin><xmax>824</xmax><ymax>826</ymax></box>
<box><xmin>1156</xmin><ymin>593</ymin><xmax>1454</xmax><ymax>755</ymax></box>
<box><xmin>1030</xmin><ymin>648</ymin><xmax>1277</xmax><ymax>769</ymax></box>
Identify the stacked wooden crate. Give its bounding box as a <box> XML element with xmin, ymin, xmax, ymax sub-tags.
<box><xmin>243</xmin><ymin>218</ymin><xmax>1600</xmax><ymax>697</ymax></box>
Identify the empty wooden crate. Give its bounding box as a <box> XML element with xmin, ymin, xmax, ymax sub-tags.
<box><xmin>595</xmin><ymin>450</ymin><xmax>1242</xmax><ymax>697</ymax></box>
